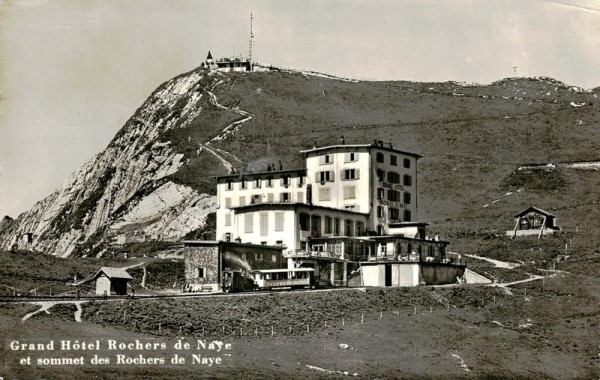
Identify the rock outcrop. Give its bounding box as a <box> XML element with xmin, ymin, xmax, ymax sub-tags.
<box><xmin>0</xmin><ymin>68</ymin><xmax>221</xmax><ymax>257</ymax></box>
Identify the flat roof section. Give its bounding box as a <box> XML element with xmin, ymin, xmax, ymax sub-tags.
<box><xmin>215</xmin><ymin>168</ymin><xmax>306</xmax><ymax>182</ymax></box>
<box><xmin>230</xmin><ymin>202</ymin><xmax>369</xmax><ymax>217</ymax></box>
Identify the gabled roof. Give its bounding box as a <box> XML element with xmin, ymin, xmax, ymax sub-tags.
<box><xmin>206</xmin><ymin>50</ymin><xmax>213</xmax><ymax>60</ymax></box>
<box><xmin>515</xmin><ymin>207</ymin><xmax>555</xmax><ymax>218</ymax></box>
<box><xmin>92</xmin><ymin>267</ymin><xmax>133</xmax><ymax>281</ymax></box>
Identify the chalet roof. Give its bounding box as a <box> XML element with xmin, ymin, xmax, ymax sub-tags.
<box><xmin>92</xmin><ymin>267</ymin><xmax>133</xmax><ymax>281</ymax></box>
<box><xmin>514</xmin><ymin>207</ymin><xmax>555</xmax><ymax>218</ymax></box>
<box><xmin>206</xmin><ymin>50</ymin><xmax>213</xmax><ymax>60</ymax></box>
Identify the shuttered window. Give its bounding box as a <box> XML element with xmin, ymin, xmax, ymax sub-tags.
<box><xmin>343</xmin><ymin>186</ymin><xmax>356</xmax><ymax>199</ymax></box>
<box><xmin>244</xmin><ymin>214</ymin><xmax>253</xmax><ymax>233</ymax></box>
<box><xmin>260</xmin><ymin>213</ymin><xmax>268</xmax><ymax>236</ymax></box>
<box><xmin>319</xmin><ymin>188</ymin><xmax>331</xmax><ymax>201</ymax></box>
<box><xmin>224</xmin><ymin>213</ymin><xmax>232</xmax><ymax>226</ymax></box>
<box><xmin>275</xmin><ymin>212</ymin><xmax>284</xmax><ymax>231</ymax></box>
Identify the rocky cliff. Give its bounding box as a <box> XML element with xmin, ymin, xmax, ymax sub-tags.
<box><xmin>0</xmin><ymin>68</ymin><xmax>224</xmax><ymax>257</ymax></box>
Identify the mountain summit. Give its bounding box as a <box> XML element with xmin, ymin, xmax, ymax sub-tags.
<box><xmin>1</xmin><ymin>66</ymin><xmax>597</xmax><ymax>257</ymax></box>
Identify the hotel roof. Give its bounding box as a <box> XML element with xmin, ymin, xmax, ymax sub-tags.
<box><xmin>300</xmin><ymin>143</ymin><xmax>422</xmax><ymax>158</ymax></box>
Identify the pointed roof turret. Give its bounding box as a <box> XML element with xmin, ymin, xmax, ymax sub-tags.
<box><xmin>206</xmin><ymin>50</ymin><xmax>214</xmax><ymax>61</ymax></box>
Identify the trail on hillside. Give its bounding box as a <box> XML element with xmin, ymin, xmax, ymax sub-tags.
<box><xmin>201</xmin><ymin>72</ymin><xmax>254</xmax><ymax>171</ymax></box>
<box><xmin>464</xmin><ymin>254</ymin><xmax>521</xmax><ymax>269</ymax></box>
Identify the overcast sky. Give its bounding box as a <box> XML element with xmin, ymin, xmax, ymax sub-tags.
<box><xmin>1</xmin><ymin>0</ymin><xmax>599</xmax><ymax>218</ymax></box>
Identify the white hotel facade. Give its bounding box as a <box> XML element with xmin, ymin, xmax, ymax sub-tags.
<box><xmin>213</xmin><ymin>141</ymin><xmax>463</xmax><ymax>286</ymax></box>
<box><xmin>216</xmin><ymin>142</ymin><xmax>418</xmax><ymax>247</ymax></box>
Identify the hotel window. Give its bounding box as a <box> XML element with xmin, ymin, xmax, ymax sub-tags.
<box><xmin>377</xmin><ymin>206</ymin><xmax>384</xmax><ymax>218</ymax></box>
<box><xmin>403</xmin><ymin>158</ymin><xmax>411</xmax><ymax>168</ymax></box>
<box><xmin>404</xmin><ymin>192</ymin><xmax>411</xmax><ymax>204</ymax></box>
<box><xmin>276</xmin><ymin>240</ymin><xmax>283</xmax><ymax>247</ymax></box>
<box><xmin>194</xmin><ymin>267</ymin><xmax>205</xmax><ymax>279</ymax></box>
<box><xmin>404</xmin><ymin>210</ymin><xmax>412</xmax><ymax>222</ymax></box>
<box><xmin>319</xmin><ymin>187</ymin><xmax>331</xmax><ymax>201</ymax></box>
<box><xmin>255</xmin><ymin>253</ymin><xmax>263</xmax><ymax>261</ymax></box>
<box><xmin>381</xmin><ymin>245</ymin><xmax>387</xmax><ymax>256</ymax></box>
<box><xmin>343</xmin><ymin>168</ymin><xmax>359</xmax><ymax>180</ymax></box>
<box><xmin>334</xmin><ymin>218</ymin><xmax>340</xmax><ymax>235</ymax></box>
<box><xmin>282</xmin><ymin>176</ymin><xmax>290</xmax><ymax>187</ymax></box>
<box><xmin>376</xmin><ymin>152</ymin><xmax>384</xmax><ymax>163</ymax></box>
<box><xmin>387</xmin><ymin>190</ymin><xmax>400</xmax><ymax>202</ymax></box>
<box><xmin>324</xmin><ymin>216</ymin><xmax>332</xmax><ymax>234</ymax></box>
<box><xmin>317</xmin><ymin>171</ymin><xmax>334</xmax><ymax>183</ymax></box>
<box><xmin>266</xmin><ymin>177</ymin><xmax>273</xmax><ymax>187</ymax></box>
<box><xmin>226</xmin><ymin>181</ymin><xmax>233</xmax><ymax>190</ymax></box>
<box><xmin>343</xmin><ymin>186</ymin><xmax>356</xmax><ymax>200</ymax></box>
<box><xmin>376</xmin><ymin>169</ymin><xmax>385</xmax><ymax>181</ymax></box>
<box><xmin>311</xmin><ymin>215</ymin><xmax>322</xmax><ymax>236</ymax></box>
<box><xmin>260</xmin><ymin>213</ymin><xmax>268</xmax><ymax>237</ymax></box>
<box><xmin>319</xmin><ymin>154</ymin><xmax>333</xmax><ymax>165</ymax></box>
<box><xmin>297</xmin><ymin>192</ymin><xmax>304</xmax><ymax>202</ymax></box>
<box><xmin>403</xmin><ymin>174</ymin><xmax>412</xmax><ymax>187</ymax></box>
<box><xmin>251</xmin><ymin>194</ymin><xmax>261</xmax><ymax>204</ymax></box>
<box><xmin>345</xmin><ymin>220</ymin><xmax>354</xmax><ymax>237</ymax></box>
<box><xmin>389</xmin><ymin>207</ymin><xmax>400</xmax><ymax>220</ymax></box>
<box><xmin>239</xmin><ymin>196</ymin><xmax>247</xmax><ymax>206</ymax></box>
<box><xmin>345</xmin><ymin>152</ymin><xmax>358</xmax><ymax>162</ymax></box>
<box><xmin>377</xmin><ymin>188</ymin><xmax>385</xmax><ymax>200</ymax></box>
<box><xmin>241</xmin><ymin>178</ymin><xmax>247</xmax><ymax>189</ymax></box>
<box><xmin>275</xmin><ymin>212</ymin><xmax>284</xmax><ymax>231</ymax></box>
<box><xmin>272</xmin><ymin>254</ymin><xmax>277</xmax><ymax>263</ymax></box>
<box><xmin>244</xmin><ymin>214</ymin><xmax>253</xmax><ymax>233</ymax></box>
<box><xmin>390</xmin><ymin>155</ymin><xmax>398</xmax><ymax>166</ymax></box>
<box><xmin>224</xmin><ymin>213</ymin><xmax>232</xmax><ymax>226</ymax></box>
<box><xmin>267</xmin><ymin>193</ymin><xmax>274</xmax><ymax>202</ymax></box>
<box><xmin>298</xmin><ymin>175</ymin><xmax>305</xmax><ymax>186</ymax></box>
<box><xmin>356</xmin><ymin>221</ymin><xmax>364</xmax><ymax>235</ymax></box>
<box><xmin>225</xmin><ymin>197</ymin><xmax>232</xmax><ymax>208</ymax></box>
<box><xmin>387</xmin><ymin>171</ymin><xmax>400</xmax><ymax>184</ymax></box>
<box><xmin>254</xmin><ymin>178</ymin><xmax>261</xmax><ymax>189</ymax></box>
<box><xmin>299</xmin><ymin>213</ymin><xmax>310</xmax><ymax>231</ymax></box>
<box><xmin>280</xmin><ymin>192</ymin><xmax>291</xmax><ymax>203</ymax></box>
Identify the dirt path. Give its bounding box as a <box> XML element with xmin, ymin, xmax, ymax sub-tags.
<box><xmin>201</xmin><ymin>74</ymin><xmax>254</xmax><ymax>171</ymax></box>
<box><xmin>22</xmin><ymin>300</ymin><xmax>88</xmax><ymax>323</ymax></box>
<box><xmin>465</xmin><ymin>254</ymin><xmax>521</xmax><ymax>269</ymax></box>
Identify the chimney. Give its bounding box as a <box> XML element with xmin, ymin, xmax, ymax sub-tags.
<box><xmin>389</xmin><ymin>142</ymin><xmax>393</xmax><ymax>149</ymax></box>
<box><xmin>340</xmin><ymin>135</ymin><xmax>345</xmax><ymax>145</ymax></box>
<box><xmin>378</xmin><ymin>140</ymin><xmax>384</xmax><ymax>147</ymax></box>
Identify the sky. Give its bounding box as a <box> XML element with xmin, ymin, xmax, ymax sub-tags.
<box><xmin>0</xmin><ymin>0</ymin><xmax>599</xmax><ymax>218</ymax></box>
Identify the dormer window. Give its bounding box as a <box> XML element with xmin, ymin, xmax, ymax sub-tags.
<box><xmin>226</xmin><ymin>181</ymin><xmax>233</xmax><ymax>191</ymax></box>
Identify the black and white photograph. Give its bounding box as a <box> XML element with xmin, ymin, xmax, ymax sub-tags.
<box><xmin>1</xmin><ymin>0</ymin><xmax>599</xmax><ymax>378</ymax></box>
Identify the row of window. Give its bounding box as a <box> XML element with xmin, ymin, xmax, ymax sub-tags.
<box><xmin>376</xmin><ymin>189</ymin><xmax>412</xmax><ymax>204</ymax></box>
<box><xmin>379</xmin><ymin>242</ymin><xmax>441</xmax><ymax>256</ymax></box>
<box><xmin>375</xmin><ymin>152</ymin><xmax>411</xmax><ymax>168</ymax></box>
<box><xmin>376</xmin><ymin>170</ymin><xmax>412</xmax><ymax>186</ymax></box>
<box><xmin>318</xmin><ymin>152</ymin><xmax>411</xmax><ymax>168</ymax></box>
<box><xmin>319</xmin><ymin>152</ymin><xmax>359</xmax><ymax>165</ymax></box>
<box><xmin>318</xmin><ymin>186</ymin><xmax>356</xmax><ymax>201</ymax></box>
<box><xmin>377</xmin><ymin>206</ymin><xmax>412</xmax><ymax>221</ymax></box>
<box><xmin>299</xmin><ymin>213</ymin><xmax>365</xmax><ymax>237</ymax></box>
<box><xmin>226</xmin><ymin>176</ymin><xmax>306</xmax><ymax>191</ymax></box>
<box><xmin>224</xmin><ymin>192</ymin><xmax>305</xmax><ymax>208</ymax></box>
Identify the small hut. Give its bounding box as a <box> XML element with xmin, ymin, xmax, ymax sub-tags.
<box><xmin>92</xmin><ymin>267</ymin><xmax>133</xmax><ymax>295</ymax></box>
<box><xmin>507</xmin><ymin>207</ymin><xmax>559</xmax><ymax>238</ymax></box>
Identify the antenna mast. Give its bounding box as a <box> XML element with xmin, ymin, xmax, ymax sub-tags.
<box><xmin>248</xmin><ymin>13</ymin><xmax>254</xmax><ymax>62</ymax></box>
